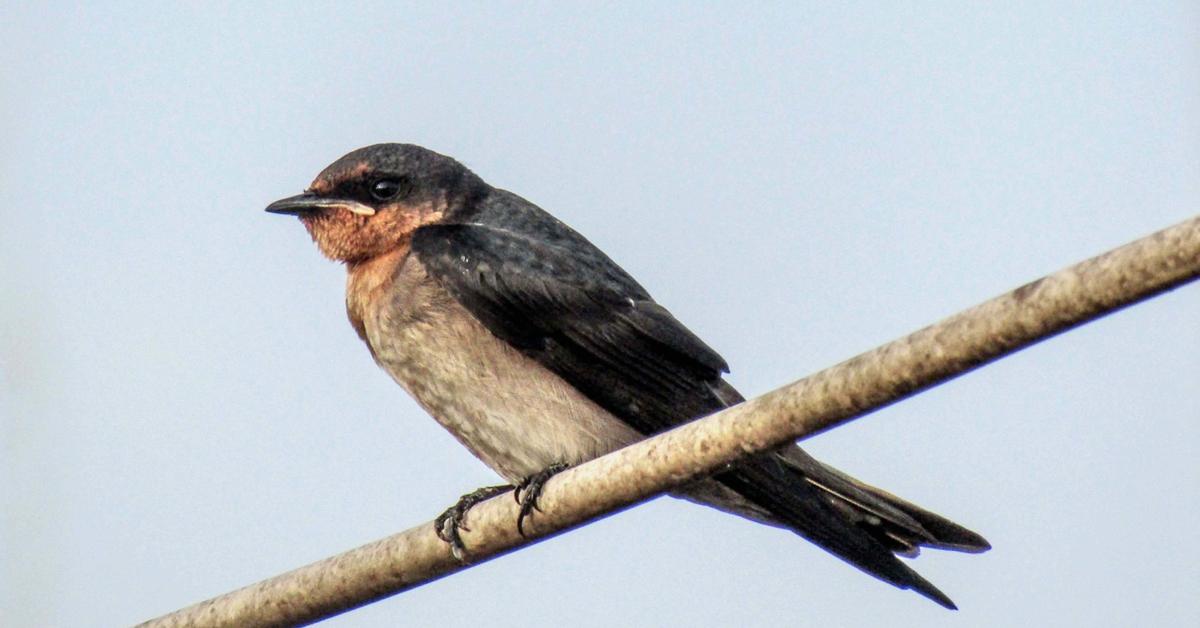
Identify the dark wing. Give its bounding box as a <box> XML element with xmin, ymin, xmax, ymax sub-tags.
<box><xmin>412</xmin><ymin>190</ymin><xmax>974</xmax><ymax>608</ymax></box>
<box><xmin>412</xmin><ymin>193</ymin><xmax>731</xmax><ymax>436</ymax></box>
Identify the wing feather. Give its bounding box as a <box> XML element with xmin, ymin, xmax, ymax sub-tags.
<box><xmin>411</xmin><ymin>191</ymin><xmax>979</xmax><ymax>607</ymax></box>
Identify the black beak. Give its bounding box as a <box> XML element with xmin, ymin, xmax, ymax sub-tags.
<box><xmin>265</xmin><ymin>193</ymin><xmax>376</xmax><ymax>217</ymax></box>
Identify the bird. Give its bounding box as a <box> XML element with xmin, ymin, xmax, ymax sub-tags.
<box><xmin>266</xmin><ymin>143</ymin><xmax>990</xmax><ymax>609</ymax></box>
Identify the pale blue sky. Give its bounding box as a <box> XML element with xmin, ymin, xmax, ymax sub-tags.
<box><xmin>2</xmin><ymin>3</ymin><xmax>1197</xmax><ymax>627</ymax></box>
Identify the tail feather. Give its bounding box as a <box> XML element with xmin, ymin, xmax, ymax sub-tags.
<box><xmin>702</xmin><ymin>380</ymin><xmax>986</xmax><ymax>608</ymax></box>
<box><xmin>713</xmin><ymin>458</ymin><xmax>965</xmax><ymax>609</ymax></box>
<box><xmin>778</xmin><ymin>446</ymin><xmax>991</xmax><ymax>554</ymax></box>
<box><xmin>691</xmin><ymin>446</ymin><xmax>987</xmax><ymax>609</ymax></box>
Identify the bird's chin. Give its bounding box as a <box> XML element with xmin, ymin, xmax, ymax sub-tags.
<box><xmin>299</xmin><ymin>210</ymin><xmax>370</xmax><ymax>262</ymax></box>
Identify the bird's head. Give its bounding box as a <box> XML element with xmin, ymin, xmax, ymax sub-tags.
<box><xmin>266</xmin><ymin>143</ymin><xmax>485</xmax><ymax>263</ymax></box>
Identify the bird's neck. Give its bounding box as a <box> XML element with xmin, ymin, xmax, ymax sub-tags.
<box><xmin>345</xmin><ymin>246</ymin><xmax>409</xmax><ymax>344</ymax></box>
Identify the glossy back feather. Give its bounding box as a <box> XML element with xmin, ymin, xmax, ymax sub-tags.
<box><xmin>413</xmin><ymin>187</ymin><xmax>987</xmax><ymax>608</ymax></box>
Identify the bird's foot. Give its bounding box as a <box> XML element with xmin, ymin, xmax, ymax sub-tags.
<box><xmin>435</xmin><ymin>484</ymin><xmax>513</xmax><ymax>561</ymax></box>
<box><xmin>514</xmin><ymin>462</ymin><xmax>571</xmax><ymax>537</ymax></box>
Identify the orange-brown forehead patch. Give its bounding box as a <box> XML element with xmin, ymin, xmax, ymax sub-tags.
<box><xmin>308</xmin><ymin>178</ymin><xmax>333</xmax><ymax>194</ymax></box>
<box><xmin>309</xmin><ymin>160</ymin><xmax>374</xmax><ymax>194</ymax></box>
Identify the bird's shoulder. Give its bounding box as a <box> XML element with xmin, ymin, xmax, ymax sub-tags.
<box><xmin>417</xmin><ymin>188</ymin><xmax>650</xmax><ymax>300</ymax></box>
<box><xmin>410</xmin><ymin>188</ymin><xmax>733</xmax><ymax>434</ymax></box>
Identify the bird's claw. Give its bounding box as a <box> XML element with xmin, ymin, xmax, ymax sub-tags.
<box><xmin>514</xmin><ymin>462</ymin><xmax>570</xmax><ymax>537</ymax></box>
<box><xmin>434</xmin><ymin>484</ymin><xmax>512</xmax><ymax>561</ymax></box>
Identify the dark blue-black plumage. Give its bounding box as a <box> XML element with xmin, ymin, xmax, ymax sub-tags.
<box><xmin>407</xmin><ymin>155</ymin><xmax>982</xmax><ymax>608</ymax></box>
<box><xmin>271</xmin><ymin>143</ymin><xmax>989</xmax><ymax>609</ymax></box>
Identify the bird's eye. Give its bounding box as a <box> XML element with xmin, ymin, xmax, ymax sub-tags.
<box><xmin>369</xmin><ymin>177</ymin><xmax>408</xmax><ymax>201</ymax></box>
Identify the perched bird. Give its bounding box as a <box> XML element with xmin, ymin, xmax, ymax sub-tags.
<box><xmin>266</xmin><ymin>143</ymin><xmax>989</xmax><ymax>609</ymax></box>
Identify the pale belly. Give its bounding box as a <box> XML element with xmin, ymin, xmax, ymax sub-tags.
<box><xmin>359</xmin><ymin>257</ymin><xmax>643</xmax><ymax>482</ymax></box>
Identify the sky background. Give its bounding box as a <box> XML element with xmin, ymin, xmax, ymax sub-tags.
<box><xmin>2</xmin><ymin>3</ymin><xmax>1197</xmax><ymax>627</ymax></box>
